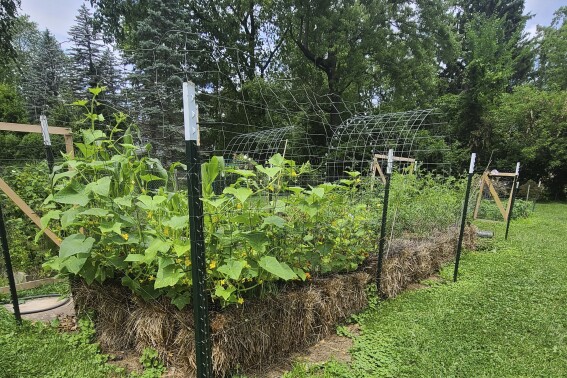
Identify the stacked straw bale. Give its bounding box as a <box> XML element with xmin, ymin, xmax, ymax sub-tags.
<box><xmin>72</xmin><ymin>225</ymin><xmax>476</xmax><ymax>377</ymax></box>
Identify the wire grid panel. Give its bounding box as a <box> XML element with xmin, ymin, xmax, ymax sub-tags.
<box><xmin>326</xmin><ymin>109</ymin><xmax>450</xmax><ymax>180</ymax></box>
<box><xmin>223</xmin><ymin>126</ymin><xmax>318</xmax><ymax>164</ymax></box>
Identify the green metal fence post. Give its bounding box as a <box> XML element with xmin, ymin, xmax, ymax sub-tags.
<box><xmin>505</xmin><ymin>162</ymin><xmax>520</xmax><ymax>241</ymax></box>
<box><xmin>183</xmin><ymin>82</ymin><xmax>212</xmax><ymax>377</ymax></box>
<box><xmin>0</xmin><ymin>200</ymin><xmax>21</xmax><ymax>324</ymax></box>
<box><xmin>377</xmin><ymin>149</ymin><xmax>393</xmax><ymax>295</ymax></box>
<box><xmin>453</xmin><ymin>153</ymin><xmax>476</xmax><ymax>282</ymax></box>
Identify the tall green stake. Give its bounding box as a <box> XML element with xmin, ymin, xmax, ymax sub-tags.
<box><xmin>183</xmin><ymin>82</ymin><xmax>212</xmax><ymax>377</ymax></box>
<box><xmin>453</xmin><ymin>153</ymin><xmax>476</xmax><ymax>282</ymax></box>
<box><xmin>505</xmin><ymin>162</ymin><xmax>520</xmax><ymax>241</ymax></box>
<box><xmin>0</xmin><ymin>200</ymin><xmax>21</xmax><ymax>324</ymax></box>
<box><xmin>377</xmin><ymin>149</ymin><xmax>393</xmax><ymax>295</ymax></box>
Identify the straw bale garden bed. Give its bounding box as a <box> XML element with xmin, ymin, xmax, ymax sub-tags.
<box><xmin>39</xmin><ymin>120</ymin><xmax>476</xmax><ymax>376</ymax></box>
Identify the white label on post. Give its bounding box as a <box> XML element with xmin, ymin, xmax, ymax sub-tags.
<box><xmin>183</xmin><ymin>82</ymin><xmax>198</xmax><ymax>141</ymax></box>
<box><xmin>39</xmin><ymin>115</ymin><xmax>51</xmax><ymax>146</ymax></box>
<box><xmin>515</xmin><ymin>162</ymin><xmax>520</xmax><ymax>176</ymax></box>
<box><xmin>387</xmin><ymin>149</ymin><xmax>394</xmax><ymax>174</ymax></box>
<box><xmin>469</xmin><ymin>153</ymin><xmax>476</xmax><ymax>174</ymax></box>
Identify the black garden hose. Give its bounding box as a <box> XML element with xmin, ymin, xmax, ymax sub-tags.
<box><xmin>2</xmin><ymin>294</ymin><xmax>71</xmax><ymax>315</ymax></box>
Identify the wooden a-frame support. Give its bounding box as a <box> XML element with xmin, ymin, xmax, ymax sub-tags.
<box><xmin>0</xmin><ymin>121</ymin><xmax>74</xmax><ymax>247</ymax></box>
<box><xmin>473</xmin><ymin>170</ymin><xmax>517</xmax><ymax>221</ymax></box>
<box><xmin>370</xmin><ymin>153</ymin><xmax>416</xmax><ymax>185</ymax></box>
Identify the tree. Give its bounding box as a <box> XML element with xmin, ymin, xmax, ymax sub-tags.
<box><xmin>442</xmin><ymin>0</ymin><xmax>533</xmax><ymax>92</ymax></box>
<box><xmin>280</xmin><ymin>0</ymin><xmax>454</xmax><ymax>141</ymax></box>
<box><xmin>0</xmin><ymin>82</ymin><xmax>26</xmax><ymax>122</ymax></box>
<box><xmin>119</xmin><ymin>0</ymin><xmax>198</xmax><ymax>162</ymax></box>
<box><xmin>20</xmin><ymin>29</ymin><xmax>70</xmax><ymax>121</ymax></box>
<box><xmin>68</xmin><ymin>4</ymin><xmax>105</xmax><ymax>94</ymax></box>
<box><xmin>0</xmin><ymin>15</ymin><xmax>40</xmax><ymax>85</ymax></box>
<box><xmin>68</xmin><ymin>5</ymin><xmax>123</xmax><ymax>122</ymax></box>
<box><xmin>488</xmin><ymin>85</ymin><xmax>567</xmax><ymax>200</ymax></box>
<box><xmin>439</xmin><ymin>1</ymin><xmax>534</xmax><ymax>162</ymax></box>
<box><xmin>0</xmin><ymin>0</ymin><xmax>21</xmax><ymax>63</ymax></box>
<box><xmin>536</xmin><ymin>7</ymin><xmax>567</xmax><ymax>90</ymax></box>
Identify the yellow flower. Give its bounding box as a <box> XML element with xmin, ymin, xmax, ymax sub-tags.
<box><xmin>291</xmin><ymin>170</ymin><xmax>297</xmax><ymax>177</ymax></box>
<box><xmin>237</xmin><ymin>297</ymin><xmax>244</xmax><ymax>305</ymax></box>
<box><xmin>268</xmin><ymin>184</ymin><xmax>274</xmax><ymax>192</ymax></box>
<box><xmin>185</xmin><ymin>258</ymin><xmax>191</xmax><ymax>266</ymax></box>
<box><xmin>148</xmin><ymin>275</ymin><xmax>155</xmax><ymax>281</ymax></box>
<box><xmin>209</xmin><ymin>260</ymin><xmax>217</xmax><ymax>269</ymax></box>
<box><xmin>305</xmin><ymin>272</ymin><xmax>311</xmax><ymax>280</ymax></box>
<box><xmin>121</xmin><ymin>233</ymin><xmax>129</xmax><ymax>240</ymax></box>
<box><xmin>236</xmin><ymin>203</ymin><xmax>242</xmax><ymax>210</ymax></box>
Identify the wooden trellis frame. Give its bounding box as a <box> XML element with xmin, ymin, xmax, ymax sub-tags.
<box><xmin>0</xmin><ymin>121</ymin><xmax>74</xmax><ymax>247</ymax></box>
<box><xmin>473</xmin><ymin>170</ymin><xmax>517</xmax><ymax>221</ymax></box>
<box><xmin>371</xmin><ymin>153</ymin><xmax>416</xmax><ymax>185</ymax></box>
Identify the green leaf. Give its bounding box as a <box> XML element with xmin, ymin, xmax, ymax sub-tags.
<box><xmin>173</xmin><ymin>240</ymin><xmax>191</xmax><ymax>256</ymax></box>
<box><xmin>145</xmin><ymin>238</ymin><xmax>172</xmax><ymax>260</ymax></box>
<box><xmin>99</xmin><ymin>221</ymin><xmax>122</xmax><ymax>235</ymax></box>
<box><xmin>60</xmin><ymin>208</ymin><xmax>79</xmax><ymax>229</ymax></box>
<box><xmin>137</xmin><ymin>195</ymin><xmax>167</xmax><ymax>210</ymax></box>
<box><xmin>286</xmin><ymin>186</ymin><xmax>304</xmax><ymax>195</ymax></box>
<box><xmin>202</xmin><ymin>197</ymin><xmax>228</xmax><ymax>208</ymax></box>
<box><xmin>52</xmin><ymin>170</ymin><xmax>77</xmax><ymax>185</ymax></box>
<box><xmin>113</xmin><ymin>196</ymin><xmax>132</xmax><ymax>208</ymax></box>
<box><xmin>82</xmin><ymin>129</ymin><xmax>106</xmax><ymax>145</ymax></box>
<box><xmin>262</xmin><ymin>215</ymin><xmax>287</xmax><ymax>228</ymax></box>
<box><xmin>293</xmin><ymin>267</ymin><xmax>307</xmax><ymax>281</ymax></box>
<box><xmin>258</xmin><ymin>256</ymin><xmax>298</xmax><ymax>280</ymax></box>
<box><xmin>66</xmin><ymin>256</ymin><xmax>88</xmax><ymax>274</ymax></box>
<box><xmin>154</xmin><ymin>265</ymin><xmax>184</xmax><ymax>289</ymax></box>
<box><xmin>217</xmin><ymin>260</ymin><xmax>246</xmax><ymax>280</ymax></box>
<box><xmin>172</xmin><ymin>294</ymin><xmax>191</xmax><ymax>310</ymax></box>
<box><xmin>214</xmin><ymin>285</ymin><xmax>236</xmax><ymax>301</ymax></box>
<box><xmin>53</xmin><ymin>182</ymin><xmax>90</xmax><ymax>206</ymax></box>
<box><xmin>140</xmin><ymin>174</ymin><xmax>165</xmax><ymax>183</ymax></box>
<box><xmin>223</xmin><ymin>187</ymin><xmax>253</xmax><ymax>203</ymax></box>
<box><xmin>86</xmin><ymin>176</ymin><xmax>112</xmax><ymax>197</ymax></box>
<box><xmin>240</xmin><ymin>231</ymin><xmax>269</xmax><ymax>253</ymax></box>
<box><xmin>255</xmin><ymin>165</ymin><xmax>281</xmax><ymax>178</ymax></box>
<box><xmin>163</xmin><ymin>215</ymin><xmax>188</xmax><ymax>230</ymax></box>
<box><xmin>88</xmin><ymin>86</ymin><xmax>103</xmax><ymax>95</ymax></box>
<box><xmin>124</xmin><ymin>254</ymin><xmax>145</xmax><ymax>262</ymax></box>
<box><xmin>268</xmin><ymin>153</ymin><xmax>285</xmax><ymax>167</ymax></box>
<box><xmin>40</xmin><ymin>210</ymin><xmax>61</xmax><ymax>229</ymax></box>
<box><xmin>60</xmin><ymin>234</ymin><xmax>95</xmax><ymax>259</ymax></box>
<box><xmin>80</xmin><ymin>208</ymin><xmax>109</xmax><ymax>217</ymax></box>
<box><xmin>309</xmin><ymin>187</ymin><xmax>325</xmax><ymax>198</ymax></box>
<box><xmin>225</xmin><ymin>169</ymin><xmax>256</xmax><ymax>177</ymax></box>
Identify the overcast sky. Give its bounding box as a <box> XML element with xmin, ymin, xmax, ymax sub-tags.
<box><xmin>19</xmin><ymin>0</ymin><xmax>567</xmax><ymax>45</ymax></box>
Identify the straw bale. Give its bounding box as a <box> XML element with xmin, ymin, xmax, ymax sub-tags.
<box><xmin>72</xmin><ymin>225</ymin><xmax>477</xmax><ymax>377</ymax></box>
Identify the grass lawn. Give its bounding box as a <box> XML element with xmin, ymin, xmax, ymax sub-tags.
<box><xmin>287</xmin><ymin>202</ymin><xmax>567</xmax><ymax>377</ymax></box>
<box><xmin>1</xmin><ymin>203</ymin><xmax>565</xmax><ymax>377</ymax></box>
<box><xmin>0</xmin><ymin>281</ymin><xmax>125</xmax><ymax>378</ymax></box>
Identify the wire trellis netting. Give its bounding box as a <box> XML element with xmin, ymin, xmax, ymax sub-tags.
<box><xmin>326</xmin><ymin>109</ymin><xmax>450</xmax><ymax>181</ymax></box>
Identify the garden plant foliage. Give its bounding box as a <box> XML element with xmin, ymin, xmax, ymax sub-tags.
<box><xmin>41</xmin><ymin>90</ymin><xmax>467</xmax><ymax>308</ymax></box>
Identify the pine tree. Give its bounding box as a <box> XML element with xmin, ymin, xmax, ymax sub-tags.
<box><xmin>21</xmin><ymin>29</ymin><xmax>70</xmax><ymax>121</ymax></box>
<box><xmin>68</xmin><ymin>4</ymin><xmax>104</xmax><ymax>94</ymax></box>
<box><xmin>123</xmin><ymin>0</ymin><xmax>198</xmax><ymax>162</ymax></box>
